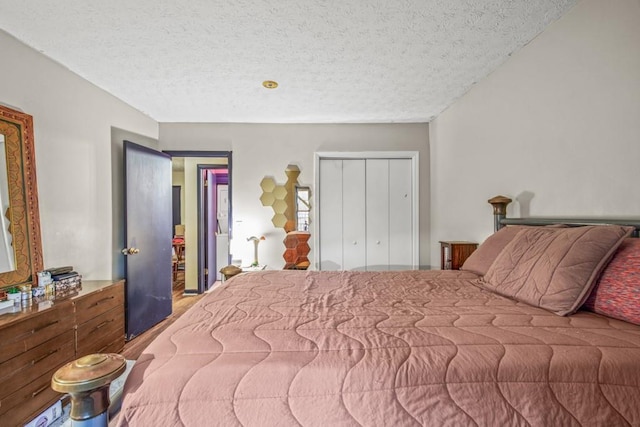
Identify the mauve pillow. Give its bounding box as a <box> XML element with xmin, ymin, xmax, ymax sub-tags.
<box><xmin>461</xmin><ymin>226</ymin><xmax>524</xmax><ymax>276</ymax></box>
<box><xmin>461</xmin><ymin>225</ymin><xmax>567</xmax><ymax>276</ymax></box>
<box><xmin>583</xmin><ymin>238</ymin><xmax>640</xmax><ymax>325</ymax></box>
<box><xmin>482</xmin><ymin>225</ymin><xmax>634</xmax><ymax>316</ymax></box>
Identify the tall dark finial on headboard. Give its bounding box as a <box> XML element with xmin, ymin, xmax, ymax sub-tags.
<box><xmin>488</xmin><ymin>195</ymin><xmax>512</xmax><ymax>232</ymax></box>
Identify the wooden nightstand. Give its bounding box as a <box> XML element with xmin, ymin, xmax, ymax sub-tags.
<box><xmin>439</xmin><ymin>241</ymin><xmax>478</xmax><ymax>270</ymax></box>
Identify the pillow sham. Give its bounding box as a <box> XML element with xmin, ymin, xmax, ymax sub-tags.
<box><xmin>583</xmin><ymin>238</ymin><xmax>640</xmax><ymax>325</ymax></box>
<box><xmin>481</xmin><ymin>225</ymin><xmax>634</xmax><ymax>316</ymax></box>
<box><xmin>461</xmin><ymin>225</ymin><xmax>567</xmax><ymax>276</ymax></box>
<box><xmin>460</xmin><ymin>226</ymin><xmax>524</xmax><ymax>276</ymax></box>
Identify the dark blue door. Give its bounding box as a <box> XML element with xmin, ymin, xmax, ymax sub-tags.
<box><xmin>124</xmin><ymin>141</ymin><xmax>172</xmax><ymax>340</ymax></box>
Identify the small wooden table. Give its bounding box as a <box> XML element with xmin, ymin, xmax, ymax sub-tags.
<box><xmin>220</xmin><ymin>265</ymin><xmax>266</xmax><ymax>282</ymax></box>
<box><xmin>220</xmin><ymin>265</ymin><xmax>242</xmax><ymax>281</ymax></box>
<box><xmin>439</xmin><ymin>241</ymin><xmax>478</xmax><ymax>270</ymax></box>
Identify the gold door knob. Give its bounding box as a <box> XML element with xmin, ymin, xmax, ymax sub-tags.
<box><xmin>121</xmin><ymin>247</ymin><xmax>140</xmax><ymax>255</ymax></box>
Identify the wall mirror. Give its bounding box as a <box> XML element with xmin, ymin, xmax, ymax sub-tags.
<box><xmin>0</xmin><ymin>105</ymin><xmax>43</xmax><ymax>289</ymax></box>
<box><xmin>295</xmin><ymin>186</ymin><xmax>310</xmax><ymax>231</ymax></box>
<box><xmin>260</xmin><ymin>164</ymin><xmax>309</xmax><ymax>232</ymax></box>
<box><xmin>260</xmin><ymin>165</ymin><xmax>311</xmax><ymax>269</ymax></box>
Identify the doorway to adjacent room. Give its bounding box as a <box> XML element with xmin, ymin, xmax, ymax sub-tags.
<box><xmin>197</xmin><ymin>164</ymin><xmax>229</xmax><ymax>292</ymax></box>
<box><xmin>165</xmin><ymin>151</ymin><xmax>232</xmax><ymax>294</ymax></box>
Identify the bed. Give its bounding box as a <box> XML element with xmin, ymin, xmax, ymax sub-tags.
<box><xmin>116</xmin><ymin>200</ymin><xmax>640</xmax><ymax>426</ymax></box>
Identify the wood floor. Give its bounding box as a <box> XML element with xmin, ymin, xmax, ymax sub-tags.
<box><xmin>120</xmin><ymin>271</ymin><xmax>205</xmax><ymax>360</ymax></box>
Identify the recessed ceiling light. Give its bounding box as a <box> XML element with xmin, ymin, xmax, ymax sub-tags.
<box><xmin>262</xmin><ymin>80</ymin><xmax>278</xmax><ymax>89</ymax></box>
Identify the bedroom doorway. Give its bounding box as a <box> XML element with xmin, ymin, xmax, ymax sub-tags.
<box><xmin>197</xmin><ymin>164</ymin><xmax>229</xmax><ymax>292</ymax></box>
<box><xmin>165</xmin><ymin>151</ymin><xmax>232</xmax><ymax>294</ymax></box>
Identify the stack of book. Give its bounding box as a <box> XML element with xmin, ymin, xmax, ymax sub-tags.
<box><xmin>46</xmin><ymin>266</ymin><xmax>82</xmax><ymax>295</ymax></box>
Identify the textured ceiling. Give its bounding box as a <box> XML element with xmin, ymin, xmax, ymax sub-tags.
<box><xmin>0</xmin><ymin>0</ymin><xmax>576</xmax><ymax>123</ymax></box>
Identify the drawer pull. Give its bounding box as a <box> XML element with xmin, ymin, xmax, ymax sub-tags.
<box><xmin>32</xmin><ymin>349</ymin><xmax>57</xmax><ymax>365</ymax></box>
<box><xmin>32</xmin><ymin>384</ymin><xmax>49</xmax><ymax>398</ymax></box>
<box><xmin>32</xmin><ymin>320</ymin><xmax>59</xmax><ymax>334</ymax></box>
<box><xmin>92</xmin><ymin>296</ymin><xmax>115</xmax><ymax>307</ymax></box>
<box><xmin>94</xmin><ymin>319</ymin><xmax>113</xmax><ymax>330</ymax></box>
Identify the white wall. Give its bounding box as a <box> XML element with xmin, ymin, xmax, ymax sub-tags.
<box><xmin>429</xmin><ymin>0</ymin><xmax>640</xmax><ymax>266</ymax></box>
<box><xmin>0</xmin><ymin>30</ymin><xmax>158</xmax><ymax>279</ymax></box>
<box><xmin>172</xmin><ymin>169</ymin><xmax>185</xmax><ymax>222</ymax></box>
<box><xmin>111</xmin><ymin>128</ymin><xmax>159</xmax><ymax>280</ymax></box>
<box><xmin>159</xmin><ymin>123</ymin><xmax>430</xmax><ymax>271</ymax></box>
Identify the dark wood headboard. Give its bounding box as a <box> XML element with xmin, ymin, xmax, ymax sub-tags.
<box><xmin>488</xmin><ymin>195</ymin><xmax>640</xmax><ymax>237</ymax></box>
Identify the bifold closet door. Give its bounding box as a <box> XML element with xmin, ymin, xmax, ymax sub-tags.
<box><xmin>319</xmin><ymin>156</ymin><xmax>414</xmax><ymax>271</ymax></box>
<box><xmin>389</xmin><ymin>159</ymin><xmax>413</xmax><ymax>269</ymax></box>
<box><xmin>365</xmin><ymin>158</ymin><xmax>412</xmax><ymax>270</ymax></box>
<box><xmin>319</xmin><ymin>159</ymin><xmax>366</xmax><ymax>270</ymax></box>
<box><xmin>342</xmin><ymin>160</ymin><xmax>366</xmax><ymax>270</ymax></box>
<box><xmin>366</xmin><ymin>159</ymin><xmax>390</xmax><ymax>270</ymax></box>
<box><xmin>319</xmin><ymin>159</ymin><xmax>343</xmax><ymax>270</ymax></box>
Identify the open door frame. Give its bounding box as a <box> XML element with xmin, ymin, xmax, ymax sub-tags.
<box><xmin>197</xmin><ymin>164</ymin><xmax>229</xmax><ymax>293</ymax></box>
<box><xmin>164</xmin><ymin>150</ymin><xmax>232</xmax><ymax>294</ymax></box>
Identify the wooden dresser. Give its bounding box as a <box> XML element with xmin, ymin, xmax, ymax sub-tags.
<box><xmin>74</xmin><ymin>281</ymin><xmax>125</xmax><ymax>357</ymax></box>
<box><xmin>0</xmin><ymin>280</ymin><xmax>124</xmax><ymax>425</ymax></box>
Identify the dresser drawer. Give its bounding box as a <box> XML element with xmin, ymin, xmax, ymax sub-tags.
<box><xmin>97</xmin><ymin>338</ymin><xmax>126</xmax><ymax>355</ymax></box>
<box><xmin>0</xmin><ymin>329</ymin><xmax>74</xmax><ymax>400</ymax></box>
<box><xmin>0</xmin><ymin>301</ymin><xmax>74</xmax><ymax>364</ymax></box>
<box><xmin>0</xmin><ymin>281</ymin><xmax>125</xmax><ymax>425</ymax></box>
<box><xmin>74</xmin><ymin>282</ymin><xmax>124</xmax><ymax>325</ymax></box>
<box><xmin>0</xmin><ymin>365</ymin><xmax>66</xmax><ymax>425</ymax></box>
<box><xmin>76</xmin><ymin>306</ymin><xmax>125</xmax><ymax>357</ymax></box>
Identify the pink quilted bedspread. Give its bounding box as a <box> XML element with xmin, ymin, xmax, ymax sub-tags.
<box><xmin>116</xmin><ymin>270</ymin><xmax>640</xmax><ymax>426</ymax></box>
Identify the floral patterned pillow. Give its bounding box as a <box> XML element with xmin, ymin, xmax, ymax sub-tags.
<box><xmin>583</xmin><ymin>238</ymin><xmax>640</xmax><ymax>325</ymax></box>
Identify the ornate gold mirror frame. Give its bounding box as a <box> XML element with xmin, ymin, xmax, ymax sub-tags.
<box><xmin>0</xmin><ymin>105</ymin><xmax>43</xmax><ymax>288</ymax></box>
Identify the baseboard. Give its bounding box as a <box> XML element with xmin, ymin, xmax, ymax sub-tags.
<box><xmin>182</xmin><ymin>289</ymin><xmax>198</xmax><ymax>296</ymax></box>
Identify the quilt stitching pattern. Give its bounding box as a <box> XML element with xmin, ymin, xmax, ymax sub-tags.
<box><xmin>117</xmin><ymin>270</ymin><xmax>640</xmax><ymax>426</ymax></box>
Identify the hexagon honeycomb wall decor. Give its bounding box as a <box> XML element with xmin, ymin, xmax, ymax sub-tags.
<box><xmin>259</xmin><ymin>191</ymin><xmax>275</xmax><ymax>206</ymax></box>
<box><xmin>259</xmin><ymin>177</ymin><xmax>276</xmax><ymax>193</ymax></box>
<box><xmin>283</xmin><ymin>231</ymin><xmax>311</xmax><ymax>270</ymax></box>
<box><xmin>261</xmin><ymin>165</ymin><xmax>311</xmax><ymax>269</ymax></box>
<box><xmin>260</xmin><ymin>164</ymin><xmax>301</xmax><ymax>232</ymax></box>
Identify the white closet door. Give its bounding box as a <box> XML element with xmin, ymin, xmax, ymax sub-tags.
<box><xmin>389</xmin><ymin>159</ymin><xmax>413</xmax><ymax>269</ymax></box>
<box><xmin>318</xmin><ymin>153</ymin><xmax>417</xmax><ymax>272</ymax></box>
<box><xmin>366</xmin><ymin>159</ymin><xmax>390</xmax><ymax>271</ymax></box>
<box><xmin>342</xmin><ymin>160</ymin><xmax>366</xmax><ymax>270</ymax></box>
<box><xmin>319</xmin><ymin>159</ymin><xmax>343</xmax><ymax>270</ymax></box>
